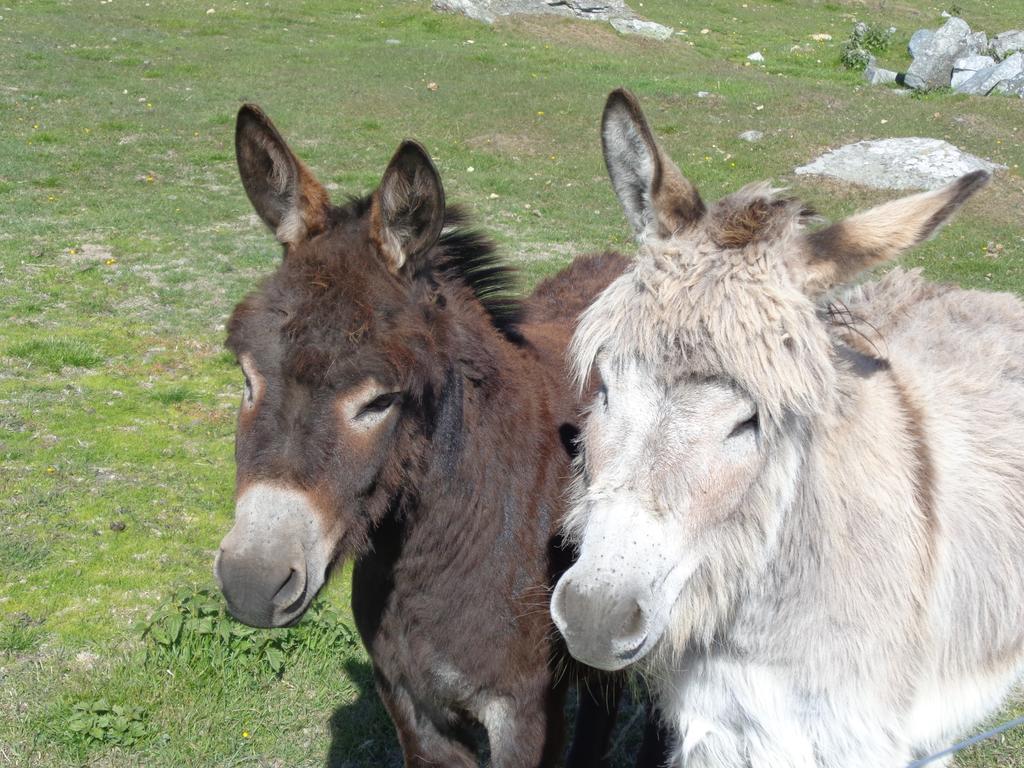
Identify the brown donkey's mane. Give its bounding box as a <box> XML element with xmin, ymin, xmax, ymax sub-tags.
<box><xmin>343</xmin><ymin>194</ymin><xmax>523</xmax><ymax>338</ymax></box>
<box><xmin>431</xmin><ymin>205</ymin><xmax>523</xmax><ymax>340</ymax></box>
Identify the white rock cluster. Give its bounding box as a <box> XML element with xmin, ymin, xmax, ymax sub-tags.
<box><xmin>865</xmin><ymin>18</ymin><xmax>1024</xmax><ymax>96</ymax></box>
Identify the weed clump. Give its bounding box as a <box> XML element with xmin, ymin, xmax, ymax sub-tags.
<box><xmin>142</xmin><ymin>587</ymin><xmax>357</xmax><ymax>677</ymax></box>
<box><xmin>68</xmin><ymin>699</ymin><xmax>153</xmax><ymax>748</ymax></box>
<box><xmin>841</xmin><ymin>22</ymin><xmax>895</xmax><ymax>70</ymax></box>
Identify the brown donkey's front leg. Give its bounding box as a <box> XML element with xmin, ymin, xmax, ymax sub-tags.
<box><xmin>374</xmin><ymin>670</ymin><xmax>477</xmax><ymax>768</ymax></box>
<box><xmin>482</xmin><ymin>672</ymin><xmax>569</xmax><ymax>768</ymax></box>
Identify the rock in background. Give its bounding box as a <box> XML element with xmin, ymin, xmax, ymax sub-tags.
<box><xmin>903</xmin><ymin>17</ymin><xmax>971</xmax><ymax>89</ymax></box>
<box><xmin>864</xmin><ymin>56</ymin><xmax>899</xmax><ymax>85</ymax></box>
<box><xmin>956</xmin><ymin>52</ymin><xmax>1024</xmax><ymax>96</ymax></box>
<box><xmin>993</xmin><ymin>30</ymin><xmax>1024</xmax><ymax>59</ymax></box>
<box><xmin>795</xmin><ymin>138</ymin><xmax>1004</xmax><ymax>191</ymax></box>
<box><xmin>871</xmin><ymin>16</ymin><xmax>1024</xmax><ymax>96</ymax></box>
<box><xmin>951</xmin><ymin>54</ymin><xmax>996</xmax><ymax>88</ymax></box>
<box><xmin>432</xmin><ymin>0</ymin><xmax>673</xmax><ymax>39</ymax></box>
<box><xmin>907</xmin><ymin>28</ymin><xmax>933</xmax><ymax>58</ymax></box>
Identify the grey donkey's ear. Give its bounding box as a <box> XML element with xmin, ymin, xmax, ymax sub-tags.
<box><xmin>235</xmin><ymin>104</ymin><xmax>331</xmax><ymax>246</ymax></box>
<box><xmin>802</xmin><ymin>170</ymin><xmax>991</xmax><ymax>297</ymax></box>
<box><xmin>601</xmin><ymin>88</ymin><xmax>705</xmax><ymax>241</ymax></box>
<box><xmin>370</xmin><ymin>140</ymin><xmax>446</xmax><ymax>273</ymax></box>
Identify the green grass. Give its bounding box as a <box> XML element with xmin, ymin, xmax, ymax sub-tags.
<box><xmin>0</xmin><ymin>0</ymin><xmax>1022</xmax><ymax>766</ymax></box>
<box><xmin>6</xmin><ymin>338</ymin><xmax>104</xmax><ymax>372</ymax></box>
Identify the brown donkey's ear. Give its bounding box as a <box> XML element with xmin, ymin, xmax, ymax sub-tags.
<box><xmin>601</xmin><ymin>88</ymin><xmax>705</xmax><ymax>241</ymax></box>
<box><xmin>802</xmin><ymin>170</ymin><xmax>990</xmax><ymax>296</ymax></box>
<box><xmin>370</xmin><ymin>140</ymin><xmax>445</xmax><ymax>272</ymax></box>
<box><xmin>235</xmin><ymin>104</ymin><xmax>330</xmax><ymax>246</ymax></box>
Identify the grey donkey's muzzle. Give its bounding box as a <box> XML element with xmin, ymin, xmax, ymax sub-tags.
<box><xmin>551</xmin><ymin>570</ymin><xmax>652</xmax><ymax>671</ymax></box>
<box><xmin>550</xmin><ymin>499</ymin><xmax>698</xmax><ymax>671</ymax></box>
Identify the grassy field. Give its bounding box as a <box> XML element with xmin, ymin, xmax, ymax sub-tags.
<box><xmin>1</xmin><ymin>0</ymin><xmax>1022</xmax><ymax>765</ymax></box>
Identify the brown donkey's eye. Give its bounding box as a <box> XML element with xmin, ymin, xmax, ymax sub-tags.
<box><xmin>358</xmin><ymin>392</ymin><xmax>400</xmax><ymax>418</ymax></box>
<box><xmin>243</xmin><ymin>375</ymin><xmax>253</xmax><ymax>405</ymax></box>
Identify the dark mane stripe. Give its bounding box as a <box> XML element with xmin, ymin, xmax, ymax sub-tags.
<box><xmin>436</xmin><ymin>206</ymin><xmax>523</xmax><ymax>341</ymax></box>
<box><xmin>340</xmin><ymin>196</ymin><xmax>523</xmax><ymax>340</ymax></box>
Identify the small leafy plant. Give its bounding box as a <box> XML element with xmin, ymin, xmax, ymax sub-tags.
<box><xmin>841</xmin><ymin>22</ymin><xmax>896</xmax><ymax>69</ymax></box>
<box><xmin>68</xmin><ymin>699</ymin><xmax>153</xmax><ymax>747</ymax></box>
<box><xmin>142</xmin><ymin>587</ymin><xmax>357</xmax><ymax>677</ymax></box>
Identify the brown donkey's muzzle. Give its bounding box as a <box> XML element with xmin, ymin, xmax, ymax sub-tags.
<box><xmin>214</xmin><ymin>483</ymin><xmax>333</xmax><ymax>628</ymax></box>
<box><xmin>215</xmin><ymin>540</ymin><xmax>308</xmax><ymax>628</ymax></box>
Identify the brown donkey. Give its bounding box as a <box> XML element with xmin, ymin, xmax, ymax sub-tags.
<box><xmin>213</xmin><ymin>105</ymin><xmax>664</xmax><ymax>766</ymax></box>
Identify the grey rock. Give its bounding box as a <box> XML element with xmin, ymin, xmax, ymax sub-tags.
<box><xmin>432</xmin><ymin>0</ymin><xmax>496</xmax><ymax>23</ymax></box>
<box><xmin>954</xmin><ymin>52</ymin><xmax>1024</xmax><ymax>95</ymax></box>
<box><xmin>954</xmin><ymin>53</ymin><xmax>996</xmax><ymax>71</ymax></box>
<box><xmin>951</xmin><ymin>54</ymin><xmax>996</xmax><ymax>88</ymax></box>
<box><xmin>993</xmin><ymin>30</ymin><xmax>1024</xmax><ymax>59</ymax></box>
<box><xmin>864</xmin><ymin>61</ymin><xmax>898</xmax><ymax>85</ymax></box>
<box><xmin>696</xmin><ymin>91</ymin><xmax>712</xmax><ymax>98</ymax></box>
<box><xmin>904</xmin><ymin>17</ymin><xmax>971</xmax><ymax>89</ymax></box>
<box><xmin>996</xmin><ymin>73</ymin><xmax>1024</xmax><ymax>96</ymax></box>
<box><xmin>610</xmin><ymin>17</ymin><xmax>674</xmax><ymax>39</ymax></box>
<box><xmin>999</xmin><ymin>49</ymin><xmax>1024</xmax><ymax>74</ymax></box>
<box><xmin>908</xmin><ymin>28</ymin><xmax>933</xmax><ymax>58</ymax></box>
<box><xmin>385</xmin><ymin>38</ymin><xmax>401</xmax><ymax>44</ymax></box>
<box><xmin>738</xmin><ymin>130</ymin><xmax>764</xmax><ymax>142</ymax></box>
<box><xmin>964</xmin><ymin>31</ymin><xmax>989</xmax><ymax>56</ymax></box>
<box><xmin>950</xmin><ymin>71</ymin><xmax>970</xmax><ymax>88</ymax></box>
<box><xmin>794</xmin><ymin>137</ymin><xmax>1004</xmax><ymax>191</ymax></box>
<box><xmin>747</xmin><ymin>51</ymin><xmax>764</xmax><ymax>62</ymax></box>
<box><xmin>955</xmin><ymin>64</ymin><xmax>999</xmax><ymax>94</ymax></box>
<box><xmin>432</xmin><ymin>0</ymin><xmax>635</xmax><ymax>24</ymax></box>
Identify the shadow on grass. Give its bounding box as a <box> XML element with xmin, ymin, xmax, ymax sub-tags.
<box><xmin>326</xmin><ymin>658</ymin><xmax>402</xmax><ymax>768</ymax></box>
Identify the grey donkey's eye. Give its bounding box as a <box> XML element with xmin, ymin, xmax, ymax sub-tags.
<box><xmin>597</xmin><ymin>382</ymin><xmax>609</xmax><ymax>409</ymax></box>
<box><xmin>728</xmin><ymin>411</ymin><xmax>759</xmax><ymax>439</ymax></box>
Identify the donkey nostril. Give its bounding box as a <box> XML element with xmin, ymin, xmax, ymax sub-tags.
<box><xmin>620</xmin><ymin>600</ymin><xmax>646</xmax><ymax>639</ymax></box>
<box><xmin>271</xmin><ymin>567</ymin><xmax>305</xmax><ymax>610</ymax></box>
<box><xmin>555</xmin><ymin>579</ymin><xmax>585</xmax><ymax>621</ymax></box>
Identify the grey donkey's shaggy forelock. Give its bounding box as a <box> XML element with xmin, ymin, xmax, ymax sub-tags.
<box><xmin>551</xmin><ymin>88</ymin><xmax>1024</xmax><ymax>768</ymax></box>
<box><xmin>571</xmin><ymin>182</ymin><xmax>833</xmax><ymax>425</ymax></box>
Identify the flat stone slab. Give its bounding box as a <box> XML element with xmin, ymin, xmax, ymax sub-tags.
<box><xmin>432</xmin><ymin>0</ymin><xmax>634</xmax><ymax>24</ymax></box>
<box><xmin>610</xmin><ymin>17</ymin><xmax>673</xmax><ymax>39</ymax></box>
<box><xmin>795</xmin><ymin>137</ymin><xmax>1004</xmax><ymax>190</ymax></box>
